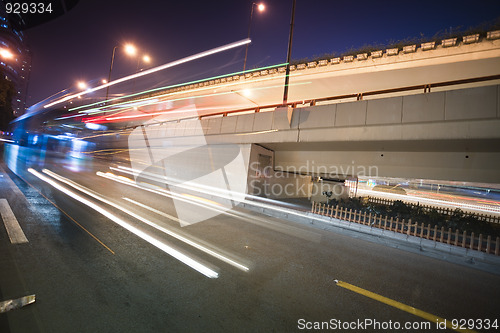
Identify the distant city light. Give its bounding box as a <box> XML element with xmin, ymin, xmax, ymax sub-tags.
<box><xmin>0</xmin><ymin>48</ymin><xmax>14</xmax><ymax>59</ymax></box>
<box><xmin>77</xmin><ymin>81</ymin><xmax>87</xmax><ymax>90</ymax></box>
<box><xmin>101</xmin><ymin>79</ymin><xmax>107</xmax><ymax>84</ymax></box>
<box><xmin>143</xmin><ymin>54</ymin><xmax>151</xmax><ymax>63</ymax></box>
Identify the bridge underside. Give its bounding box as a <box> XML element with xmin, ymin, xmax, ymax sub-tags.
<box><xmin>131</xmin><ymin>84</ymin><xmax>500</xmax><ymax>185</ymax></box>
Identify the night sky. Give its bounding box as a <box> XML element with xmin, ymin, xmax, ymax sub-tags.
<box><xmin>24</xmin><ymin>0</ymin><xmax>500</xmax><ymax>106</ymax></box>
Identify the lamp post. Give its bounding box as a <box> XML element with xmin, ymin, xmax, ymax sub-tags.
<box><xmin>105</xmin><ymin>43</ymin><xmax>137</xmax><ymax>101</ymax></box>
<box><xmin>243</xmin><ymin>2</ymin><xmax>265</xmax><ymax>72</ymax></box>
<box><xmin>282</xmin><ymin>0</ymin><xmax>296</xmax><ymax>105</ymax></box>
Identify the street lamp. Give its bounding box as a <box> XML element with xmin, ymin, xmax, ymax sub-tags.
<box><xmin>105</xmin><ymin>43</ymin><xmax>138</xmax><ymax>101</ymax></box>
<box><xmin>137</xmin><ymin>54</ymin><xmax>151</xmax><ymax>72</ymax></box>
<box><xmin>243</xmin><ymin>2</ymin><xmax>265</xmax><ymax>72</ymax></box>
<box><xmin>282</xmin><ymin>0</ymin><xmax>296</xmax><ymax>105</ymax></box>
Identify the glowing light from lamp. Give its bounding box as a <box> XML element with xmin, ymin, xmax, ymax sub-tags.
<box><xmin>242</xmin><ymin>89</ymin><xmax>252</xmax><ymax>98</ymax></box>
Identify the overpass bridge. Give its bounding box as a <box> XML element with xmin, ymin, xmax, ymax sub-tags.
<box><xmin>123</xmin><ymin>82</ymin><xmax>500</xmax><ymax>207</ymax></box>
<box><xmin>3</xmin><ymin>31</ymin><xmax>500</xmax><ymax>333</ymax></box>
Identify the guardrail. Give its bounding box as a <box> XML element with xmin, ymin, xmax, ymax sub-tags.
<box><xmin>311</xmin><ymin>201</ymin><xmax>500</xmax><ymax>256</ymax></box>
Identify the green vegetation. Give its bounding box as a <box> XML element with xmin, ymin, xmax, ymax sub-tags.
<box><xmin>327</xmin><ymin>197</ymin><xmax>500</xmax><ymax>238</ymax></box>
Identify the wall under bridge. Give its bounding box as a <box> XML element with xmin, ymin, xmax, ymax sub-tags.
<box><xmin>132</xmin><ymin>84</ymin><xmax>500</xmax><ymax>184</ymax></box>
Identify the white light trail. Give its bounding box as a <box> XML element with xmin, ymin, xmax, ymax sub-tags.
<box><xmin>111</xmin><ymin>166</ymin><xmax>235</xmax><ymax>205</ymax></box>
<box><xmin>0</xmin><ymin>48</ymin><xmax>14</xmax><ymax>59</ymax></box>
<box><xmin>123</xmin><ymin>198</ymin><xmax>249</xmax><ymax>272</ymax></box>
<box><xmin>91</xmin><ymin>81</ymin><xmax>311</xmax><ymax>121</ymax></box>
<box><xmin>43</xmin><ymin>39</ymin><xmax>251</xmax><ymax>109</ymax></box>
<box><xmin>235</xmin><ymin>129</ymin><xmax>278</xmax><ymax>136</ymax></box>
<box><xmin>97</xmin><ymin>171</ymin><xmax>231</xmax><ymax>218</ymax></box>
<box><xmin>41</xmin><ymin>169</ymin><xmax>248</xmax><ymax>272</ymax></box>
<box><xmin>28</xmin><ymin>168</ymin><xmax>219</xmax><ymax>278</ymax></box>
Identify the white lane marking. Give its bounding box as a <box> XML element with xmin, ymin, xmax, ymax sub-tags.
<box><xmin>101</xmin><ymin>170</ymin><xmax>322</xmax><ymax>242</ymax></box>
<box><xmin>0</xmin><ymin>199</ymin><xmax>28</xmax><ymax>244</ymax></box>
<box><xmin>122</xmin><ymin>197</ymin><xmax>250</xmax><ymax>272</ymax></box>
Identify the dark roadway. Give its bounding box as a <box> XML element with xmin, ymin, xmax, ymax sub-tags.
<box><xmin>0</xmin><ymin>151</ymin><xmax>499</xmax><ymax>332</ymax></box>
